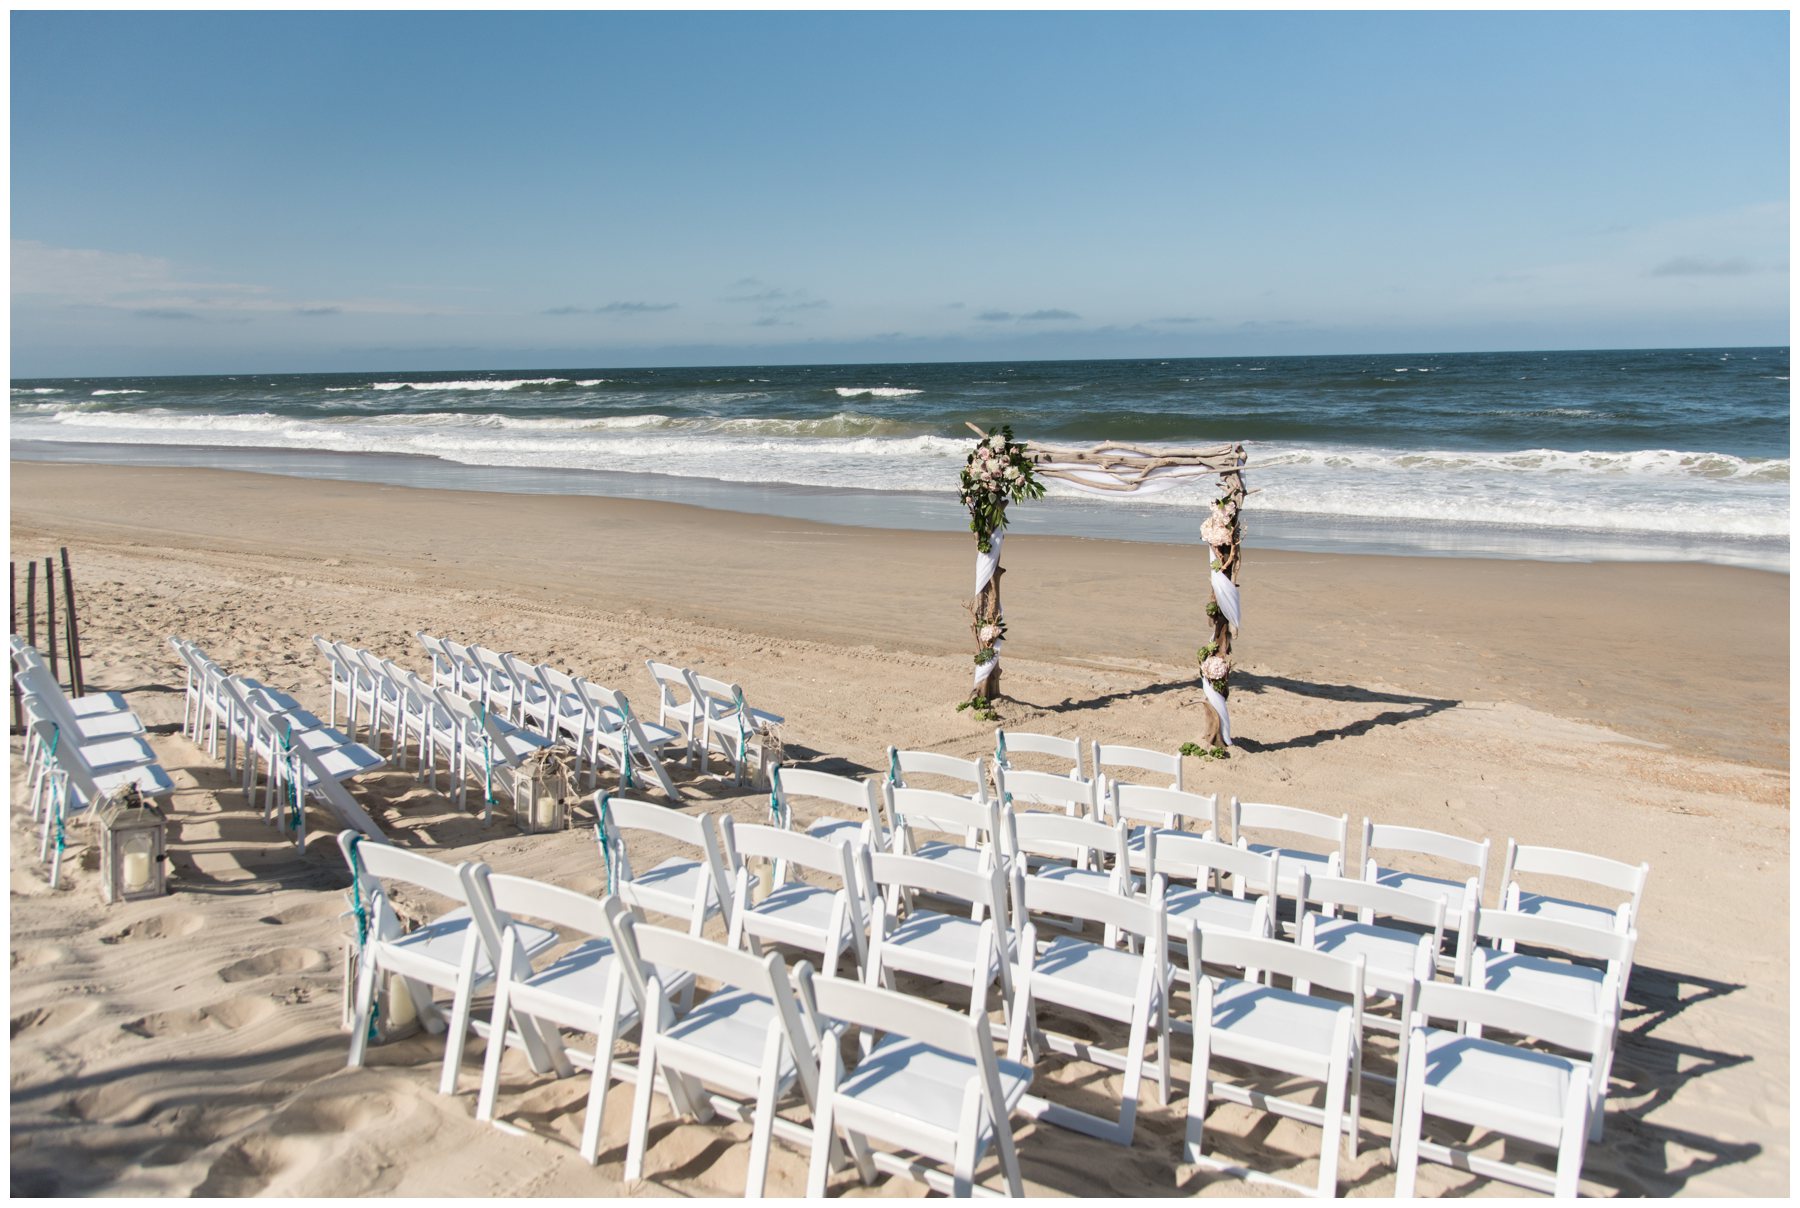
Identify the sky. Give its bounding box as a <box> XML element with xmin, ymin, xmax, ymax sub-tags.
<box><xmin>9</xmin><ymin>9</ymin><xmax>1790</xmax><ymax>377</ymax></box>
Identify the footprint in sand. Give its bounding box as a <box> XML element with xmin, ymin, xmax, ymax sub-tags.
<box><xmin>11</xmin><ymin>944</ymin><xmax>72</xmax><ymax>969</ymax></box>
<box><xmin>100</xmin><ymin>911</ymin><xmax>206</xmax><ymax>945</ymax></box>
<box><xmin>217</xmin><ymin>948</ymin><xmax>328</xmax><ymax>983</ymax></box>
<box><xmin>257</xmin><ymin>899</ymin><xmax>346</xmax><ymax>927</ymax></box>
<box><xmin>119</xmin><ymin>995</ymin><xmax>279</xmax><ymax>1039</ymax></box>
<box><xmin>192</xmin><ymin>1133</ymin><xmax>301</xmax><ymax>1197</ymax></box>
<box><xmin>11</xmin><ymin>1001</ymin><xmax>100</xmax><ymax>1038</ymax></box>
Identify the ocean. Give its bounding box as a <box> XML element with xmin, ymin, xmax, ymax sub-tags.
<box><xmin>10</xmin><ymin>347</ymin><xmax>1790</xmax><ymax>571</ymax></box>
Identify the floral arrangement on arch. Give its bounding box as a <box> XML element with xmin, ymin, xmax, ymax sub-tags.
<box><xmin>961</xmin><ymin>425</ymin><xmax>1046</xmax><ymax>552</ymax></box>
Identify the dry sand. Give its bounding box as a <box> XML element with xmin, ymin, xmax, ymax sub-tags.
<box><xmin>8</xmin><ymin>460</ymin><xmax>1790</xmax><ymax>1197</ymax></box>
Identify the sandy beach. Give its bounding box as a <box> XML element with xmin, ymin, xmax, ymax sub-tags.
<box><xmin>9</xmin><ymin>460</ymin><xmax>1790</xmax><ymax>1197</ymax></box>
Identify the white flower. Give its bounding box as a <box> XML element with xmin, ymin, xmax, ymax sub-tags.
<box><xmin>1005</xmin><ymin>465</ymin><xmax>1021</xmax><ymax>481</ymax></box>
<box><xmin>1200</xmin><ymin>655</ymin><xmax>1230</xmax><ymax>683</ymax></box>
<box><xmin>1200</xmin><ymin>516</ymin><xmax>1234</xmax><ymax>547</ymax></box>
<box><xmin>978</xmin><ymin>624</ymin><xmax>1000</xmax><ymax>643</ymax></box>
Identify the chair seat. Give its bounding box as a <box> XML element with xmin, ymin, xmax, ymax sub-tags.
<box><xmin>1371</xmin><ymin>869</ymin><xmax>1472</xmax><ymax>923</ymax></box>
<box><xmin>389</xmin><ymin>908</ymin><xmax>557</xmax><ymax>981</ymax></box>
<box><xmin>1478</xmin><ymin>952</ymin><xmax>1611</xmax><ymax>1019</ymax></box>
<box><xmin>839</xmin><ymin>1036</ymin><xmax>1030</xmax><ymax>1145</ymax></box>
<box><xmin>1308</xmin><ymin>917</ymin><xmax>1429</xmax><ymax>988</ymax></box>
<box><xmin>910</xmin><ymin>841</ymin><xmax>986</xmax><ymax>876</ymax></box>
<box><xmin>92</xmin><ymin>762</ymin><xmax>175</xmax><ymax>800</ymax></box>
<box><xmin>66</xmin><ymin>691</ymin><xmax>131</xmax><ymax>717</ymax></box>
<box><xmin>1513</xmin><ymin>892</ymin><xmax>1626</xmax><ymax>932</ymax></box>
<box><xmin>299</xmin><ymin>742</ymin><xmax>385</xmax><ymax>785</ymax></box>
<box><xmin>519</xmin><ymin>938</ymin><xmax>695</xmax><ymax>1020</ymax></box>
<box><xmin>600</xmin><ymin>713</ymin><xmax>679</xmax><ymax>749</ymax></box>
<box><xmin>665</xmin><ymin>988</ymin><xmax>798</xmax><ymax>1079</ymax></box>
<box><xmin>1032</xmin><ymin>864</ymin><xmax>1121</xmax><ymax>895</ymax></box>
<box><xmin>67</xmin><ymin>735</ymin><xmax>160</xmax><ymax>774</ymax></box>
<box><xmin>632</xmin><ymin>858</ymin><xmax>721</xmax><ymax>916</ymax></box>
<box><xmin>1207</xmin><ymin>978</ymin><xmax>1347</xmax><ymax>1080</ymax></box>
<box><xmin>748</xmin><ymin>881</ymin><xmax>840</xmax><ymax>933</ymax></box>
<box><xmin>72</xmin><ymin>711</ymin><xmax>147</xmax><ymax>740</ymax></box>
<box><xmin>1166</xmin><ymin>885</ymin><xmax>1265</xmax><ymax>936</ymax></box>
<box><xmin>808</xmin><ymin>817</ymin><xmax>869</xmax><ymax>849</ymax></box>
<box><xmin>1032</xmin><ymin>934</ymin><xmax>1144</xmax><ymax>1013</ymax></box>
<box><xmin>1417</xmin><ymin>1027</ymin><xmax>1584</xmax><ymax>1148</ymax></box>
<box><xmin>884</xmin><ymin>911</ymin><xmax>996</xmax><ymax>976</ymax></box>
<box><xmin>1244</xmin><ymin>843</ymin><xmax>1334</xmax><ymax>889</ymax></box>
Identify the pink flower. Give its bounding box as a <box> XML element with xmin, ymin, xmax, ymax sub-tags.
<box><xmin>1201</xmin><ymin>655</ymin><xmax>1230</xmax><ymax>683</ymax></box>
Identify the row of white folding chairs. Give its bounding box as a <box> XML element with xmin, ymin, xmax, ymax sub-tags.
<box><xmin>340</xmin><ymin>807</ymin><xmax>1618</xmax><ymax>1198</ymax></box>
<box><xmin>411</xmin><ymin>633</ymin><xmax>687</xmax><ymax>802</ymax></box>
<box><xmin>13</xmin><ymin>639</ymin><xmax>172</xmax><ymax>885</ymax></box>
<box><xmin>598</xmin><ymin>779</ymin><xmax>1634</xmax><ymax>1174</ymax></box>
<box><xmin>882</xmin><ymin>744</ymin><xmax>1652</xmax><ymax>961</ymax></box>
<box><xmin>170</xmin><ymin>637</ymin><xmax>387</xmax><ymax>846</ymax></box>
<box><xmin>642</xmin><ymin>658</ymin><xmax>785</xmax><ymax>786</ymax></box>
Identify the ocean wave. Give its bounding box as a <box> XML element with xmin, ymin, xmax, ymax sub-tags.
<box><xmin>833</xmin><ymin>387</ymin><xmax>922</xmax><ymax>398</ymax></box>
<box><xmin>1255</xmin><ymin>445</ymin><xmax>1787</xmax><ymax>481</ymax></box>
<box><xmin>369</xmin><ymin>378</ymin><xmax>571</xmax><ymax>391</ymax></box>
<box><xmin>90</xmin><ymin>388</ymin><xmax>147</xmax><ymax>396</ymax></box>
<box><xmin>12</xmin><ymin>387</ymin><xmax>62</xmax><ymax>394</ymax></box>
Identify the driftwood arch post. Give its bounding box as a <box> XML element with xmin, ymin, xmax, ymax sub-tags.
<box><xmin>958</xmin><ymin>428</ymin><xmax>1248</xmax><ymax>753</ymax></box>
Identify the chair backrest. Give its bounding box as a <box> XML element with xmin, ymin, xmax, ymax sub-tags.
<box><xmin>770</xmin><ymin>764</ymin><xmax>884</xmax><ymax>829</ymax></box>
<box><xmin>994</xmin><ymin>765</ymin><xmax>1097</xmax><ymax>817</ymax></box>
<box><xmin>1301</xmin><ymin>871</ymin><xmax>1450</xmax><ymax>930</ymax></box>
<box><xmin>884</xmin><ymin>747</ymin><xmax>987</xmax><ymax>799</ymax></box>
<box><xmin>15</xmin><ymin>664</ymin><xmax>78</xmax><ymax>728</ymax></box>
<box><xmin>804</xmin><ymin>967</ymin><xmax>991</xmax><ymax>1062</ymax></box>
<box><xmin>1149</xmin><ymin>830</ymin><xmax>1280</xmax><ymax>898</ymax></box>
<box><xmin>866</xmin><ymin>850</ymin><xmax>1008</xmax><ymax>922</ymax></box>
<box><xmin>596</xmin><ymin>793</ymin><xmax>732</xmax><ymax>924</ymax></box>
<box><xmin>1093</xmin><ymin>742</ymin><xmax>1184</xmax><ymax>792</ymax></box>
<box><xmin>1005</xmin><ymin>809</ymin><xmax>1127</xmax><ymax>875</ymax></box>
<box><xmin>994</xmin><ymin>728</ymin><xmax>1084</xmax><ymax>779</ymax></box>
<box><xmin>884</xmin><ymin>784</ymin><xmax>1000</xmax><ymax>852</ymax></box>
<box><xmin>1502</xmin><ymin>840</ymin><xmax>1649</xmax><ymax>914</ymax></box>
<box><xmin>536</xmin><ymin>663</ymin><xmax>585</xmax><ymax>706</ymax></box>
<box><xmin>645</xmin><ymin>660</ymin><xmax>694</xmax><ymax>710</ymax></box>
<box><xmin>314</xmin><ymin>633</ymin><xmax>351</xmax><ymax>676</ymax></box>
<box><xmin>718</xmin><ymin>816</ymin><xmax>860</xmax><ymax>893</ymax></box>
<box><xmin>416</xmin><ymin>632</ymin><xmax>454</xmax><ymax>682</ymax></box>
<box><xmin>438</xmin><ymin>637</ymin><xmax>483</xmax><ymax>695</ymax></box>
<box><xmin>338</xmin><ymin>831</ymin><xmax>469</xmax><ymax>930</ymax></box>
<box><xmin>1015</xmin><ymin>869</ymin><xmax>1167</xmax><ymax>951</ymax></box>
<box><xmin>436</xmin><ymin>691</ymin><xmax>524</xmax><ymax>767</ymax></box>
<box><xmin>22</xmin><ymin>708</ymin><xmax>110</xmax><ymax>806</ymax></box>
<box><xmin>1467</xmin><ymin>903</ymin><xmax>1636</xmax><ymax>967</ymax></box>
<box><xmin>499</xmin><ymin>651</ymin><xmax>549</xmax><ymax>701</ymax></box>
<box><xmin>1196</xmin><ymin>928</ymin><xmax>1366</xmax><ymax>1000</ymax></box>
<box><xmin>1232</xmin><ymin>798</ymin><xmax>1349</xmax><ymax>853</ymax></box>
<box><xmin>685</xmin><ymin>670</ymin><xmax>749</xmax><ymax>725</ymax></box>
<box><xmin>1412</xmin><ymin>980</ymin><xmax>1610</xmax><ymax>1057</ymax></box>
<box><xmin>1109</xmin><ymin>782</ymin><xmax>1218</xmax><ymax>836</ymax></box>
<box><xmin>462</xmin><ymin>865</ymin><xmax>645</xmax><ymax>999</ymax></box>
<box><xmin>1361</xmin><ymin>820</ymin><xmax>1488</xmax><ymax>877</ymax></box>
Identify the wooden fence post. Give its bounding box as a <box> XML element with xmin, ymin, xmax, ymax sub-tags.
<box><xmin>60</xmin><ymin>548</ymin><xmax>84</xmax><ymax>697</ymax></box>
<box><xmin>44</xmin><ymin>557</ymin><xmax>60</xmax><ymax>688</ymax></box>
<box><xmin>26</xmin><ymin>560</ymin><xmax>38</xmax><ymax>654</ymax></box>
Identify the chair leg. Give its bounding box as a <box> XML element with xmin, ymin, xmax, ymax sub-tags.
<box><xmin>624</xmin><ymin>1027</ymin><xmax>661</xmax><ymax>1183</ymax></box>
<box><xmin>579</xmin><ymin>1005</ymin><xmax>621</xmax><ymax>1164</ymax></box>
<box><xmin>744</xmin><ymin>1031</ymin><xmax>785</xmax><ymax>1197</ymax></box>
<box><xmin>1183</xmin><ymin>1022</ymin><xmax>1213</xmax><ymax>1165</ymax></box>
<box><xmin>438</xmin><ymin>981</ymin><xmax>476</xmax><ymax>1096</ymax></box>
<box><xmin>1395</xmin><ymin>1030</ymin><xmax>1429</xmax><ymax>1198</ymax></box>
<box><xmin>347</xmin><ymin>951</ymin><xmax>380</xmax><ymax>1069</ymax></box>
<box><xmin>1315</xmin><ymin>1025</ymin><xmax>1350</xmax><ymax>1197</ymax></box>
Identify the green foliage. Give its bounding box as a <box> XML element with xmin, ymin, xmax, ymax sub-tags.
<box><xmin>1179</xmin><ymin>742</ymin><xmax>1230</xmax><ymax>760</ymax></box>
<box><xmin>961</xmin><ymin>425</ymin><xmax>1047</xmax><ymax>552</ymax></box>
<box><xmin>957</xmin><ymin>695</ymin><xmax>1002</xmax><ymax>722</ymax></box>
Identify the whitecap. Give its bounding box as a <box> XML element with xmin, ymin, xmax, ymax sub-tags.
<box><xmin>833</xmin><ymin>386</ymin><xmax>923</xmax><ymax>398</ymax></box>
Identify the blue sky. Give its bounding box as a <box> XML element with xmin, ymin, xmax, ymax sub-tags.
<box><xmin>10</xmin><ymin>9</ymin><xmax>1789</xmax><ymax>376</ymax></box>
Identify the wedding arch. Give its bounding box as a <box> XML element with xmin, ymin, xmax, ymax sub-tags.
<box><xmin>958</xmin><ymin>424</ymin><xmax>1248</xmax><ymax>754</ymax></box>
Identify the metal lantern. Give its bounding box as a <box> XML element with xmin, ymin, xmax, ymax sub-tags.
<box><xmin>508</xmin><ymin>745</ymin><xmax>576</xmax><ymax>834</ymax></box>
<box><xmin>96</xmin><ymin>784</ymin><xmax>168</xmax><ymax>903</ymax></box>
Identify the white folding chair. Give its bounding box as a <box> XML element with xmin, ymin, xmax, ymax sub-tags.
<box><xmin>1004</xmin><ymin>809</ymin><xmax>1132</xmax><ymax>900</ymax></box>
<box><xmin>594</xmin><ymin>793</ymin><xmax>733</xmax><ymax>937</ymax></box>
<box><xmin>529</xmin><ymin>663</ymin><xmax>597</xmax><ymax>777</ymax></box>
<box><xmin>1091</xmin><ymin>741</ymin><xmax>1184</xmax><ymax>795</ymax></box>
<box><xmin>1008</xmin><ymin>871</ymin><xmax>1176</xmax><ymax>1145</ymax></box>
<box><xmin>16</xmin><ymin>660</ymin><xmax>145</xmax><ymax>741</ymax></box>
<box><xmin>800</xmin><ymin>968</ymin><xmax>1029</xmax><ymax>1198</ymax></box>
<box><xmin>266</xmin><ymin>706</ymin><xmax>387</xmax><ymax>843</ymax></box>
<box><xmin>882</xmin><ymin>784</ymin><xmax>1004</xmax><ymax>883</ymax></box>
<box><xmin>469</xmin><ymin>645</ymin><xmax>524</xmax><ymax>724</ymax></box>
<box><xmin>433</xmin><ymin>635</ymin><xmax>488</xmax><ymax>701</ymax></box>
<box><xmin>1297</xmin><ymin>871</ymin><xmax>1451</xmax><ymax>1157</ymax></box>
<box><xmin>1459</xmin><ymin>904</ymin><xmax>1630</xmax><ymax>1142</ymax></box>
<box><xmin>864</xmin><ymin>851</ymin><xmax>1015</xmax><ymax>1027</ymax></box>
<box><xmin>1148</xmin><ymin>831</ymin><xmax>1277</xmax><ymax>947</ymax></box>
<box><xmin>1396</xmin><ymin>981</ymin><xmax>1604</xmax><ymax>1197</ymax></box>
<box><xmin>18</xmin><ymin>640</ymin><xmax>129</xmax><ymax>717</ymax></box>
<box><xmin>462</xmin><ymin>870</ymin><xmax>698</xmax><ymax>1162</ymax></box>
<box><xmin>645</xmin><ymin>659</ymin><xmax>703</xmax><ymax>760</ymax></box>
<box><xmin>623</xmin><ymin>921</ymin><xmax>823</xmax><ymax>1196</ymax></box>
<box><xmin>769</xmin><ymin>763</ymin><xmax>889</xmax><ymax>854</ymax></box>
<box><xmin>720</xmin><ymin>817</ymin><xmax>869</xmax><ymax>976</ymax></box>
<box><xmin>994</xmin><ymin>764</ymin><xmax>1097</xmax><ymax>819</ymax></box>
<box><xmin>885</xmin><ymin>747</ymin><xmax>988</xmax><ymax>800</ymax></box>
<box><xmin>437</xmin><ymin>689</ymin><xmax>553</xmax><ymax>823</ymax></box>
<box><xmin>337</xmin><ymin>833</ymin><xmax>556</xmax><ymax>1095</ymax></box>
<box><xmin>1232</xmin><ymin>798</ymin><xmax>1349</xmax><ymax>930</ymax></box>
<box><xmin>1107</xmin><ymin>782</ymin><xmax>1219</xmax><ymax>877</ymax></box>
<box><xmin>685</xmin><ymin>670</ymin><xmax>784</xmax><ymax>786</ymax></box>
<box><xmin>1501</xmin><ymin>840</ymin><xmax>1650</xmax><ymax>934</ymax></box>
<box><xmin>993</xmin><ymin>728</ymin><xmax>1084</xmax><ymax>781</ymax></box>
<box><xmin>582</xmin><ymin>682</ymin><xmax>685</xmax><ymax>803</ymax></box>
<box><xmin>1185</xmin><ymin>930</ymin><xmax>1365</xmax><ymax>1198</ymax></box>
<box><xmin>1362</xmin><ymin>820</ymin><xmax>1490</xmax><ymax>959</ymax></box>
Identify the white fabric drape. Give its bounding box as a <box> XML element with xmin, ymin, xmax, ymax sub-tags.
<box><xmin>1202</xmin><ymin>679</ymin><xmax>1232</xmax><ymax>746</ymax></box>
<box><xmin>1210</xmin><ymin>569</ymin><xmax>1241</xmax><ymax>634</ymax></box>
<box><xmin>1035</xmin><ymin>463</ymin><xmax>1219</xmax><ymax>496</ymax></box>
<box><xmin>973</xmin><ymin>532</ymin><xmax>1004</xmax><ymax>692</ymax></box>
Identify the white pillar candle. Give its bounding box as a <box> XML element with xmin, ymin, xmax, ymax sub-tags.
<box><xmin>386</xmin><ymin>977</ymin><xmax>419</xmax><ymax>1028</ymax></box>
<box><xmin>123</xmin><ymin>850</ymin><xmax>152</xmax><ymax>893</ymax></box>
<box><xmin>532</xmin><ymin>792</ymin><xmax>558</xmax><ymax>830</ymax></box>
<box><xmin>755</xmin><ymin>859</ymin><xmax>775</xmax><ymax>904</ymax></box>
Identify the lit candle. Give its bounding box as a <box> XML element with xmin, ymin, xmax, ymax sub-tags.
<box><xmin>123</xmin><ymin>850</ymin><xmax>152</xmax><ymax>893</ymax></box>
<box><xmin>755</xmin><ymin>859</ymin><xmax>775</xmax><ymax>903</ymax></box>
<box><xmin>386</xmin><ymin>977</ymin><xmax>419</xmax><ymax>1028</ymax></box>
<box><xmin>532</xmin><ymin>792</ymin><xmax>558</xmax><ymax>830</ymax></box>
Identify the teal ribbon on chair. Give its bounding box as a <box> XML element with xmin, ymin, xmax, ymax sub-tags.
<box><xmin>996</xmin><ymin>730</ymin><xmax>1008</xmax><ymax>768</ymax></box>
<box><xmin>477</xmin><ymin>701</ymin><xmax>494</xmax><ymax>808</ymax></box>
<box><xmin>888</xmin><ymin>748</ymin><xmax>901</xmax><ymax>787</ymax></box>
<box><xmin>47</xmin><ymin>725</ymin><xmax>65</xmax><ymax>856</ymax></box>
<box><xmin>595</xmin><ymin>794</ymin><xmax>616</xmax><ymax>893</ymax></box>
<box><xmin>345</xmin><ymin>835</ymin><xmax>379</xmax><ymax>1041</ymax></box>
<box><xmin>733</xmin><ymin>686</ymin><xmax>749</xmax><ymax>771</ymax></box>
<box><xmin>280</xmin><ymin>721</ymin><xmax>303</xmax><ymax>831</ymax></box>
<box><xmin>769</xmin><ymin>764</ymin><xmax>784</xmax><ymax>825</ymax></box>
<box><xmin>616</xmin><ymin>703</ymin><xmax>636</xmax><ymax>789</ymax></box>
